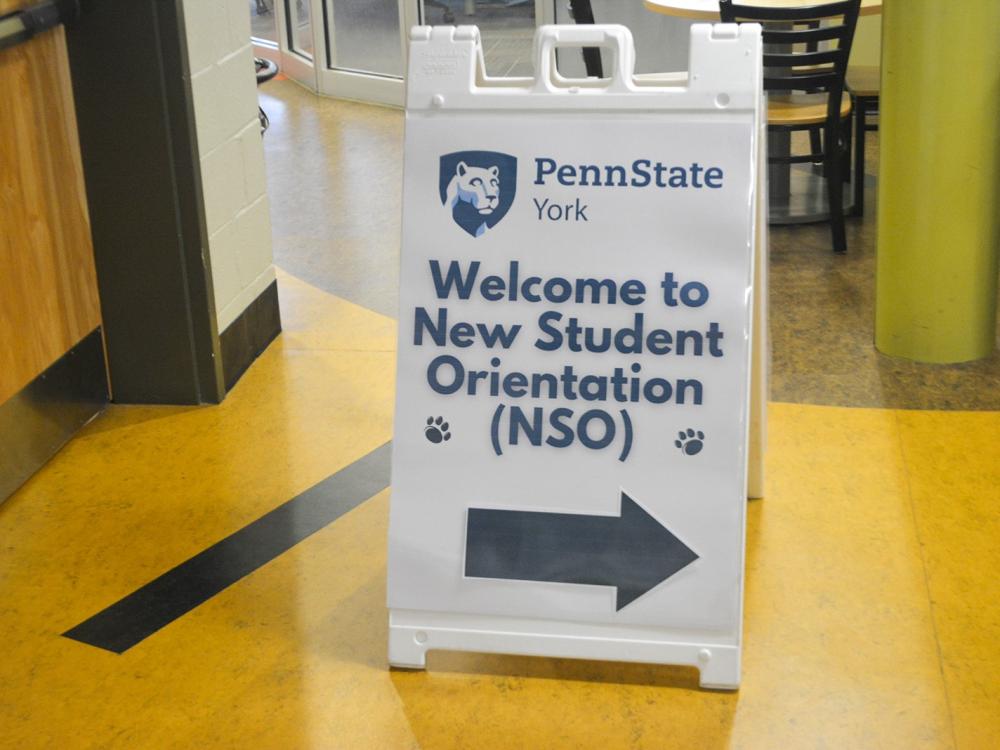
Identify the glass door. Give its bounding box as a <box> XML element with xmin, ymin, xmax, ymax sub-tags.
<box><xmin>250</xmin><ymin>0</ymin><xmax>320</xmax><ymax>90</ymax></box>
<box><xmin>251</xmin><ymin>0</ymin><xmax>567</xmax><ymax>107</ymax></box>
<box><xmin>250</xmin><ymin>0</ymin><xmax>280</xmax><ymax>47</ymax></box>
<box><xmin>318</xmin><ymin>0</ymin><xmax>410</xmax><ymax>105</ymax></box>
<box><xmin>317</xmin><ymin>1</ymin><xmax>552</xmax><ymax>106</ymax></box>
<box><xmin>249</xmin><ymin>0</ymin><xmax>697</xmax><ymax>108</ymax></box>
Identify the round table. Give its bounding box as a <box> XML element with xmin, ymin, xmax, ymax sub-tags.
<box><xmin>644</xmin><ymin>0</ymin><xmax>882</xmax><ymax>225</ymax></box>
<box><xmin>643</xmin><ymin>0</ymin><xmax>882</xmax><ymax>19</ymax></box>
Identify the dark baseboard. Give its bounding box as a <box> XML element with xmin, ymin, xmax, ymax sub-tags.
<box><xmin>0</xmin><ymin>328</ymin><xmax>109</xmax><ymax>503</ymax></box>
<box><xmin>220</xmin><ymin>280</ymin><xmax>282</xmax><ymax>392</ymax></box>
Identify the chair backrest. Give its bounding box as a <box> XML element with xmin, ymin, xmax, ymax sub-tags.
<box><xmin>719</xmin><ymin>0</ymin><xmax>862</xmax><ymax>100</ymax></box>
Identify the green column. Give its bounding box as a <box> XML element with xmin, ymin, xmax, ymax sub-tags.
<box><xmin>875</xmin><ymin>0</ymin><xmax>1000</xmax><ymax>363</ymax></box>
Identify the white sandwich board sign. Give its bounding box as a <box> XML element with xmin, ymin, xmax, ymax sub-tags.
<box><xmin>388</xmin><ymin>23</ymin><xmax>764</xmax><ymax>689</ymax></box>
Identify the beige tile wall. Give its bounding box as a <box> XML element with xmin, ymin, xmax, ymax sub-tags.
<box><xmin>182</xmin><ymin>0</ymin><xmax>276</xmax><ymax>331</ymax></box>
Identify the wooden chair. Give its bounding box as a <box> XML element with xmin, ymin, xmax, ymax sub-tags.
<box><xmin>720</xmin><ymin>0</ymin><xmax>863</xmax><ymax>253</ymax></box>
<box><xmin>846</xmin><ymin>65</ymin><xmax>880</xmax><ymax>217</ymax></box>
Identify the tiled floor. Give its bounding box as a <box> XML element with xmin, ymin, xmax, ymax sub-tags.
<box><xmin>1</xmin><ymin>77</ymin><xmax>999</xmax><ymax>749</ymax></box>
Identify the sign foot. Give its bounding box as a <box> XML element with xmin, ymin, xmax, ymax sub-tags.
<box><xmin>696</xmin><ymin>648</ymin><xmax>741</xmax><ymax>690</ymax></box>
<box><xmin>388</xmin><ymin>626</ymin><xmax>428</xmax><ymax>670</ymax></box>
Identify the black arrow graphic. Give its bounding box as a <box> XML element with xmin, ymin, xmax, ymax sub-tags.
<box><xmin>465</xmin><ymin>492</ymin><xmax>698</xmax><ymax>611</ymax></box>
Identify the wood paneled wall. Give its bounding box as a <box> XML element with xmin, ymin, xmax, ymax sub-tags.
<box><xmin>0</xmin><ymin>21</ymin><xmax>102</xmax><ymax>403</ymax></box>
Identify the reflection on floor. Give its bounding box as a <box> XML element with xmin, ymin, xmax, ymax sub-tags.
<box><xmin>2</xmin><ymin>77</ymin><xmax>999</xmax><ymax>749</ymax></box>
<box><xmin>262</xmin><ymin>84</ymin><xmax>403</xmax><ymax>318</ymax></box>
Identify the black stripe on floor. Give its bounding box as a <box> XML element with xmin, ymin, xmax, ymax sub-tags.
<box><xmin>63</xmin><ymin>442</ymin><xmax>392</xmax><ymax>653</ymax></box>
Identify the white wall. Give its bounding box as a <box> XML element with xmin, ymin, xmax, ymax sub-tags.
<box><xmin>182</xmin><ymin>0</ymin><xmax>276</xmax><ymax>332</ymax></box>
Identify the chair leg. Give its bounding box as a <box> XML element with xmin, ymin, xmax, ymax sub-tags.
<box><xmin>842</xmin><ymin>114</ymin><xmax>853</xmax><ymax>183</ymax></box>
<box><xmin>825</xmin><ymin>122</ymin><xmax>847</xmax><ymax>253</ymax></box>
<box><xmin>853</xmin><ymin>100</ymin><xmax>866</xmax><ymax>217</ymax></box>
<box><xmin>568</xmin><ymin>0</ymin><xmax>604</xmax><ymax>78</ymax></box>
<box><xmin>809</xmin><ymin>127</ymin><xmax>823</xmax><ymax>164</ymax></box>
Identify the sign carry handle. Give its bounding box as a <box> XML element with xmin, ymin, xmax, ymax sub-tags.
<box><xmin>532</xmin><ymin>24</ymin><xmax>636</xmax><ymax>93</ymax></box>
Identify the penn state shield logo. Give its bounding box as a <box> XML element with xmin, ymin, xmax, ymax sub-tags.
<box><xmin>439</xmin><ymin>151</ymin><xmax>517</xmax><ymax>237</ymax></box>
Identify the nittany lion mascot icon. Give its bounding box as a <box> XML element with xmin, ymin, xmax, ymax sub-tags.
<box><xmin>446</xmin><ymin>162</ymin><xmax>500</xmax><ymax>236</ymax></box>
<box><xmin>439</xmin><ymin>151</ymin><xmax>517</xmax><ymax>238</ymax></box>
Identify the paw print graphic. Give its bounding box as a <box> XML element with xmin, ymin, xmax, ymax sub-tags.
<box><xmin>675</xmin><ymin>428</ymin><xmax>705</xmax><ymax>456</ymax></box>
<box><xmin>424</xmin><ymin>416</ymin><xmax>451</xmax><ymax>444</ymax></box>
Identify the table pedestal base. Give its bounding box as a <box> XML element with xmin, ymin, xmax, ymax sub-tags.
<box><xmin>769</xmin><ymin>165</ymin><xmax>858</xmax><ymax>226</ymax></box>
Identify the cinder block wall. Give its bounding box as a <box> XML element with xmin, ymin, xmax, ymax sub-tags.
<box><xmin>181</xmin><ymin>0</ymin><xmax>275</xmax><ymax>332</ymax></box>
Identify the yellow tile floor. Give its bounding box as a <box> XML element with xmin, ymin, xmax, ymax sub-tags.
<box><xmin>1</xmin><ymin>270</ymin><xmax>997</xmax><ymax>749</ymax></box>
